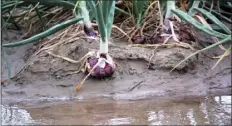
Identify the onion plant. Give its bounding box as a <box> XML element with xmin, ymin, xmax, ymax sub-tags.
<box><xmin>131</xmin><ymin>0</ymin><xmax>148</xmax><ymax>43</ymax></box>
<box><xmin>1</xmin><ymin>0</ymin><xmax>84</xmax><ymax>80</ymax></box>
<box><xmin>201</xmin><ymin>0</ymin><xmax>232</xmax><ymax>24</ymax></box>
<box><xmin>75</xmin><ymin>0</ymin><xmax>116</xmax><ymax>91</ymax></box>
<box><xmin>2</xmin><ymin>0</ymin><xmax>231</xmax><ymax>86</ymax></box>
<box><xmin>167</xmin><ymin>0</ymin><xmax>232</xmax><ymax>71</ymax></box>
<box><xmin>1</xmin><ymin>0</ymin><xmax>116</xmax><ymax>87</ymax></box>
<box><xmin>153</xmin><ymin>0</ymin><xmax>231</xmax><ymax>71</ymax></box>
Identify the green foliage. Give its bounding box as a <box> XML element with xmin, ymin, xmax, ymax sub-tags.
<box><xmin>88</xmin><ymin>1</ymin><xmax>107</xmax><ymax>41</ymax></box>
<box><xmin>189</xmin><ymin>8</ymin><xmax>231</xmax><ymax>34</ymax></box>
<box><xmin>169</xmin><ymin>0</ymin><xmax>231</xmax><ymax>71</ymax></box>
<box><xmin>171</xmin><ymin>9</ymin><xmax>229</xmax><ymax>39</ymax></box>
<box><xmin>2</xmin><ymin>17</ymin><xmax>83</xmax><ymax>47</ymax></box>
<box><xmin>88</xmin><ymin>1</ymin><xmax>115</xmax><ymax>41</ymax></box>
<box><xmin>159</xmin><ymin>0</ymin><xmax>166</xmax><ymax>17</ymax></box>
<box><xmin>165</xmin><ymin>0</ymin><xmax>175</xmax><ymax>19</ymax></box>
<box><xmin>132</xmin><ymin>0</ymin><xmax>148</xmax><ymax>28</ymax></box>
<box><xmin>78</xmin><ymin>1</ymin><xmax>92</xmax><ymax>28</ymax></box>
<box><xmin>87</xmin><ymin>1</ymin><xmax>116</xmax><ymax>53</ymax></box>
<box><xmin>21</xmin><ymin>0</ymin><xmax>75</xmax><ymax>9</ymax></box>
<box><xmin>35</xmin><ymin>5</ymin><xmax>46</xmax><ymax>29</ymax></box>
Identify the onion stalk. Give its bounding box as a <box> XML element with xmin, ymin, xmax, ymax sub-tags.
<box><xmin>131</xmin><ymin>0</ymin><xmax>148</xmax><ymax>44</ymax></box>
<box><xmin>163</xmin><ymin>1</ymin><xmax>175</xmax><ymax>31</ymax></box>
<box><xmin>77</xmin><ymin>1</ymin><xmax>96</xmax><ymax>37</ymax></box>
<box><xmin>88</xmin><ymin>0</ymin><xmax>116</xmax><ymax>54</ymax></box>
<box><xmin>162</xmin><ymin>1</ymin><xmax>179</xmax><ymax>41</ymax></box>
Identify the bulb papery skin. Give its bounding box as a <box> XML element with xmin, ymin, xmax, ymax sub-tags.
<box><xmin>86</xmin><ymin>54</ymin><xmax>115</xmax><ymax>78</ymax></box>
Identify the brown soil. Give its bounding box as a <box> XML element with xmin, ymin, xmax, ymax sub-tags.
<box><xmin>1</xmin><ymin>29</ymin><xmax>231</xmax><ymax>104</ymax></box>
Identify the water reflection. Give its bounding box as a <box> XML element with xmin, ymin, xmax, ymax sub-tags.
<box><xmin>199</xmin><ymin>102</ymin><xmax>210</xmax><ymax>124</ymax></box>
<box><xmin>214</xmin><ymin>95</ymin><xmax>231</xmax><ymax>115</ymax></box>
<box><xmin>187</xmin><ymin>109</ymin><xmax>197</xmax><ymax>125</ymax></box>
<box><xmin>108</xmin><ymin>117</ymin><xmax>132</xmax><ymax>125</ymax></box>
<box><xmin>209</xmin><ymin>95</ymin><xmax>231</xmax><ymax>125</ymax></box>
<box><xmin>1</xmin><ymin>105</ymin><xmax>44</xmax><ymax>125</ymax></box>
<box><xmin>1</xmin><ymin>96</ymin><xmax>231</xmax><ymax>125</ymax></box>
<box><xmin>215</xmin><ymin>96</ymin><xmax>231</xmax><ymax>105</ymax></box>
<box><xmin>147</xmin><ymin>110</ymin><xmax>165</xmax><ymax>125</ymax></box>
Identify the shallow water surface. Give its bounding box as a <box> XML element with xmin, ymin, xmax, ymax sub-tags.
<box><xmin>1</xmin><ymin>96</ymin><xmax>231</xmax><ymax>125</ymax></box>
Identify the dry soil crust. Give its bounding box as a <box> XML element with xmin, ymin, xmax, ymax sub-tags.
<box><xmin>1</xmin><ymin>31</ymin><xmax>231</xmax><ymax>104</ymax></box>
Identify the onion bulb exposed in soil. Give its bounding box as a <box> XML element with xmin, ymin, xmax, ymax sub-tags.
<box><xmin>76</xmin><ymin>1</ymin><xmax>116</xmax><ymax>91</ymax></box>
<box><xmin>75</xmin><ymin>51</ymin><xmax>116</xmax><ymax>91</ymax></box>
<box><xmin>85</xmin><ymin>52</ymin><xmax>116</xmax><ymax>78</ymax></box>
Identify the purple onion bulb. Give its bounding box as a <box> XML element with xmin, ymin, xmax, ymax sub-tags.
<box><xmin>86</xmin><ymin>55</ymin><xmax>115</xmax><ymax>78</ymax></box>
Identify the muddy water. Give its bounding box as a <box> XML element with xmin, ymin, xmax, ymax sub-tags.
<box><xmin>1</xmin><ymin>96</ymin><xmax>231</xmax><ymax>125</ymax></box>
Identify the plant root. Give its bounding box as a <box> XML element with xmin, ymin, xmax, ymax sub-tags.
<box><xmin>75</xmin><ymin>58</ymin><xmax>102</xmax><ymax>91</ymax></box>
<box><xmin>129</xmin><ymin>42</ymin><xmax>194</xmax><ymax>50</ymax></box>
<box><xmin>47</xmin><ymin>51</ymin><xmax>94</xmax><ymax>64</ymax></box>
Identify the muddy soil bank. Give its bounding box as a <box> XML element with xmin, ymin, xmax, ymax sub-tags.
<box><xmin>1</xmin><ymin>29</ymin><xmax>231</xmax><ymax>104</ymax></box>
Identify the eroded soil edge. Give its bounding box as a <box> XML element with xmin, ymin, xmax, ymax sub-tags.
<box><xmin>1</xmin><ymin>31</ymin><xmax>231</xmax><ymax>104</ymax></box>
